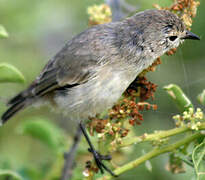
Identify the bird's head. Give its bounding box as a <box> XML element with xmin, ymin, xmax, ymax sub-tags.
<box><xmin>128</xmin><ymin>9</ymin><xmax>200</xmax><ymax>54</ymax></box>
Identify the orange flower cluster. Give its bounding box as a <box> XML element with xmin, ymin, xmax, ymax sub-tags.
<box><xmin>166</xmin><ymin>48</ymin><xmax>177</xmax><ymax>56</ymax></box>
<box><xmin>136</xmin><ymin>76</ymin><xmax>158</xmax><ymax>102</ymax></box>
<box><xmin>144</xmin><ymin>57</ymin><xmax>162</xmax><ymax>72</ymax></box>
<box><xmin>88</xmin><ymin>117</ymin><xmax>108</xmax><ymax>134</ymax></box>
<box><xmin>87</xmin><ymin>115</ymin><xmax>129</xmax><ymax>138</ymax></box>
<box><xmin>110</xmin><ymin>95</ymin><xmax>144</xmax><ymax>126</ymax></box>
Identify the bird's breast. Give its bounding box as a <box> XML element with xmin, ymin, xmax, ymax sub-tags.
<box><xmin>54</xmin><ymin>64</ymin><xmax>138</xmax><ymax>122</ymax></box>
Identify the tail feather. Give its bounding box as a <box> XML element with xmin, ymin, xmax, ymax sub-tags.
<box><xmin>8</xmin><ymin>93</ymin><xmax>25</xmax><ymax>105</ymax></box>
<box><xmin>1</xmin><ymin>92</ymin><xmax>28</xmax><ymax>125</ymax></box>
<box><xmin>1</xmin><ymin>102</ymin><xmax>25</xmax><ymax>124</ymax></box>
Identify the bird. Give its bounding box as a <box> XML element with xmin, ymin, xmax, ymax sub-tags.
<box><xmin>1</xmin><ymin>9</ymin><xmax>200</xmax><ymax>176</ymax></box>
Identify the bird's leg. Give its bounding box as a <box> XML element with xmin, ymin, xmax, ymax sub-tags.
<box><xmin>79</xmin><ymin>122</ymin><xmax>117</xmax><ymax>177</ymax></box>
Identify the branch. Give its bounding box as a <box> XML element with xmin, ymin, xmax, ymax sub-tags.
<box><xmin>120</xmin><ymin>122</ymin><xmax>205</xmax><ymax>148</ymax></box>
<box><xmin>98</xmin><ymin>132</ymin><xmax>204</xmax><ymax>180</ymax></box>
<box><xmin>61</xmin><ymin>125</ymin><xmax>82</xmax><ymax>180</ymax></box>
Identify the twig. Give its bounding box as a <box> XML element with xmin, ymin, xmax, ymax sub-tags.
<box><xmin>105</xmin><ymin>0</ymin><xmax>137</xmax><ymax>21</ymax></box>
<box><xmin>120</xmin><ymin>122</ymin><xmax>205</xmax><ymax>148</ymax></box>
<box><xmin>105</xmin><ymin>0</ymin><xmax>123</xmax><ymax>21</ymax></box>
<box><xmin>97</xmin><ymin>132</ymin><xmax>204</xmax><ymax>180</ymax></box>
<box><xmin>61</xmin><ymin>125</ymin><xmax>82</xmax><ymax>180</ymax></box>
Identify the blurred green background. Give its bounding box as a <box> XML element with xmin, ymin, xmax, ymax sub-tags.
<box><xmin>0</xmin><ymin>0</ymin><xmax>204</xmax><ymax>179</ymax></box>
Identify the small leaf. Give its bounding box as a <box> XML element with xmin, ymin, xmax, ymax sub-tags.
<box><xmin>197</xmin><ymin>90</ymin><xmax>205</xmax><ymax>106</ymax></box>
<box><xmin>0</xmin><ymin>169</ymin><xmax>22</xmax><ymax>180</ymax></box>
<box><xmin>0</xmin><ymin>25</ymin><xmax>9</xmax><ymax>38</ymax></box>
<box><xmin>17</xmin><ymin>117</ymin><xmax>67</xmax><ymax>152</ymax></box>
<box><xmin>0</xmin><ymin>63</ymin><xmax>25</xmax><ymax>83</ymax></box>
<box><xmin>163</xmin><ymin>84</ymin><xmax>193</xmax><ymax>112</ymax></box>
<box><xmin>192</xmin><ymin>141</ymin><xmax>205</xmax><ymax>180</ymax></box>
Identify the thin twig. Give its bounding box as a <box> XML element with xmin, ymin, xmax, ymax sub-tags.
<box><xmin>61</xmin><ymin>125</ymin><xmax>82</xmax><ymax>180</ymax></box>
<box><xmin>105</xmin><ymin>0</ymin><xmax>138</xmax><ymax>21</ymax></box>
<box><xmin>106</xmin><ymin>0</ymin><xmax>123</xmax><ymax>21</ymax></box>
<box><xmin>97</xmin><ymin>132</ymin><xmax>204</xmax><ymax>180</ymax></box>
<box><xmin>120</xmin><ymin>122</ymin><xmax>205</xmax><ymax>148</ymax></box>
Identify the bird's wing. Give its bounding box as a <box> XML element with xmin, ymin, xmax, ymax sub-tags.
<box><xmin>30</xmin><ymin>45</ymin><xmax>99</xmax><ymax>97</ymax></box>
<box><xmin>9</xmin><ymin>28</ymin><xmax>107</xmax><ymax>106</ymax></box>
<box><xmin>8</xmin><ymin>22</ymin><xmax>120</xmax><ymax>106</ymax></box>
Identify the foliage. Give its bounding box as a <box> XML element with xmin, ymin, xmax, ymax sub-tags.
<box><xmin>163</xmin><ymin>84</ymin><xmax>193</xmax><ymax>112</ymax></box>
<box><xmin>0</xmin><ymin>170</ymin><xmax>22</xmax><ymax>180</ymax></box>
<box><xmin>0</xmin><ymin>25</ymin><xmax>25</xmax><ymax>84</ymax></box>
<box><xmin>0</xmin><ymin>25</ymin><xmax>27</xmax><ymax>178</ymax></box>
<box><xmin>193</xmin><ymin>141</ymin><xmax>205</xmax><ymax>180</ymax></box>
<box><xmin>18</xmin><ymin>117</ymin><xmax>67</xmax><ymax>153</ymax></box>
<box><xmin>0</xmin><ymin>63</ymin><xmax>25</xmax><ymax>83</ymax></box>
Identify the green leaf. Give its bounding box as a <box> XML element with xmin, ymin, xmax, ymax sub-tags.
<box><xmin>0</xmin><ymin>25</ymin><xmax>9</xmax><ymax>38</ymax></box>
<box><xmin>197</xmin><ymin>90</ymin><xmax>205</xmax><ymax>106</ymax></box>
<box><xmin>17</xmin><ymin>117</ymin><xmax>67</xmax><ymax>152</ymax></box>
<box><xmin>0</xmin><ymin>63</ymin><xmax>25</xmax><ymax>83</ymax></box>
<box><xmin>192</xmin><ymin>141</ymin><xmax>205</xmax><ymax>180</ymax></box>
<box><xmin>163</xmin><ymin>84</ymin><xmax>194</xmax><ymax>112</ymax></box>
<box><xmin>0</xmin><ymin>169</ymin><xmax>22</xmax><ymax>180</ymax></box>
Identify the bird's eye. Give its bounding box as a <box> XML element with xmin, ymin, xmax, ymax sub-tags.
<box><xmin>169</xmin><ymin>36</ymin><xmax>178</xmax><ymax>41</ymax></box>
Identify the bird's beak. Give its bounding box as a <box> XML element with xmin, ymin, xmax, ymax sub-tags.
<box><xmin>182</xmin><ymin>30</ymin><xmax>200</xmax><ymax>40</ymax></box>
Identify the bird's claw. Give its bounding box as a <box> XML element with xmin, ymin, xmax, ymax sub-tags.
<box><xmin>88</xmin><ymin>148</ymin><xmax>117</xmax><ymax>177</ymax></box>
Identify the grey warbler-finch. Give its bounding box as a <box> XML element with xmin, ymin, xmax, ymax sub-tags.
<box><xmin>1</xmin><ymin>9</ymin><xmax>200</xmax><ymax>176</ymax></box>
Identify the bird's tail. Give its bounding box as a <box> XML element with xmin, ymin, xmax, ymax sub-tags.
<box><xmin>1</xmin><ymin>91</ymin><xmax>31</xmax><ymax>125</ymax></box>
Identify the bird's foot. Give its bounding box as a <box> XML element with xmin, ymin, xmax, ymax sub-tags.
<box><xmin>88</xmin><ymin>148</ymin><xmax>117</xmax><ymax>177</ymax></box>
